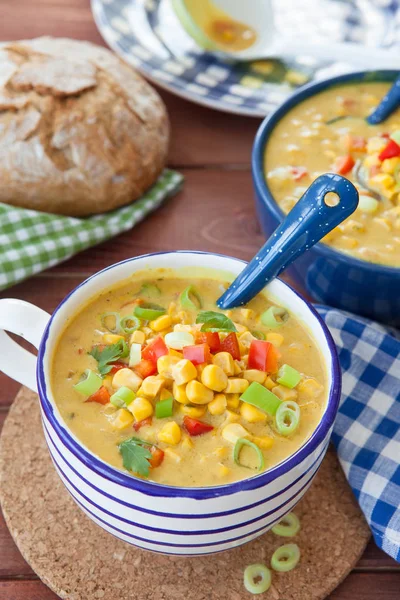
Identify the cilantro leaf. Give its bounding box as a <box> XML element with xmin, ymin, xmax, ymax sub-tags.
<box><xmin>88</xmin><ymin>339</ymin><xmax>128</xmax><ymax>377</ymax></box>
<box><xmin>118</xmin><ymin>437</ymin><xmax>153</xmax><ymax>477</ymax></box>
<box><xmin>196</xmin><ymin>311</ymin><xmax>237</xmax><ymax>333</ymax></box>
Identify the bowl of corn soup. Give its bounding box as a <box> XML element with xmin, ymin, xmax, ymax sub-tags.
<box><xmin>253</xmin><ymin>70</ymin><xmax>400</xmax><ymax>326</ymax></box>
<box><xmin>0</xmin><ymin>251</ymin><xmax>340</xmax><ymax>555</ymax></box>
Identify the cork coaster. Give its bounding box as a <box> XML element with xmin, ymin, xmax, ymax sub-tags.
<box><xmin>0</xmin><ymin>388</ymin><xmax>370</xmax><ymax>600</ymax></box>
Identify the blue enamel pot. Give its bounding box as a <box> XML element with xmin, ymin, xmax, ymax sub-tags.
<box><xmin>252</xmin><ymin>70</ymin><xmax>400</xmax><ymax>327</ymax></box>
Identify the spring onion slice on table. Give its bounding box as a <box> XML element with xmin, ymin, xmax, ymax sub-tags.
<box><xmin>243</xmin><ymin>564</ymin><xmax>272</xmax><ymax>594</ymax></box>
<box><xmin>272</xmin><ymin>512</ymin><xmax>301</xmax><ymax>537</ymax></box>
<box><xmin>73</xmin><ymin>369</ymin><xmax>103</xmax><ymax>396</ymax></box>
<box><xmin>271</xmin><ymin>543</ymin><xmax>301</xmax><ymax>572</ymax></box>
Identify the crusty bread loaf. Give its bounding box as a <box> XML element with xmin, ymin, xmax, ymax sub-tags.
<box><xmin>0</xmin><ymin>37</ymin><xmax>169</xmax><ymax>216</ymax></box>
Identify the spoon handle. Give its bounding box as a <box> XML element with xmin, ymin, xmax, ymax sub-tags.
<box><xmin>366</xmin><ymin>75</ymin><xmax>400</xmax><ymax>125</ymax></box>
<box><xmin>217</xmin><ymin>174</ymin><xmax>358</xmax><ymax>310</ymax></box>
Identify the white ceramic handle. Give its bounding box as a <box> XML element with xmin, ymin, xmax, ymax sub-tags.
<box><xmin>0</xmin><ymin>299</ymin><xmax>51</xmax><ymax>392</ymax></box>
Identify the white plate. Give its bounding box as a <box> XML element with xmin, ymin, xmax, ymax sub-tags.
<box><xmin>92</xmin><ymin>0</ymin><xmax>400</xmax><ymax>117</ymax></box>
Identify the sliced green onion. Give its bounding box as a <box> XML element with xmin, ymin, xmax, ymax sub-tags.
<box><xmin>261</xmin><ymin>306</ymin><xmax>289</xmax><ymax>329</ymax></box>
<box><xmin>234</xmin><ymin>438</ymin><xmax>264</xmax><ymax>472</ymax></box>
<box><xmin>139</xmin><ymin>283</ymin><xmax>161</xmax><ymax>297</ymax></box>
<box><xmin>240</xmin><ymin>382</ymin><xmax>281</xmax><ymax>416</ymax></box>
<box><xmin>129</xmin><ymin>343</ymin><xmax>142</xmax><ymax>367</ymax></box>
<box><xmin>164</xmin><ymin>331</ymin><xmax>194</xmax><ymax>350</ymax></box>
<box><xmin>110</xmin><ymin>386</ymin><xmax>135</xmax><ymax>408</ymax></box>
<box><xmin>243</xmin><ymin>563</ymin><xmax>272</xmax><ymax>595</ymax></box>
<box><xmin>275</xmin><ymin>401</ymin><xmax>300</xmax><ymax>436</ymax></box>
<box><xmin>73</xmin><ymin>369</ymin><xmax>103</xmax><ymax>396</ymax></box>
<box><xmin>252</xmin><ymin>330</ymin><xmax>266</xmax><ymax>340</ymax></box>
<box><xmin>120</xmin><ymin>315</ymin><xmax>140</xmax><ymax>334</ymax></box>
<box><xmin>271</xmin><ymin>543</ymin><xmax>300</xmax><ymax>572</ymax></box>
<box><xmin>101</xmin><ymin>312</ymin><xmax>122</xmax><ymax>334</ymax></box>
<box><xmin>390</xmin><ymin>129</ymin><xmax>400</xmax><ymax>146</ymax></box>
<box><xmin>272</xmin><ymin>512</ymin><xmax>301</xmax><ymax>537</ymax></box>
<box><xmin>134</xmin><ymin>305</ymin><xmax>166</xmax><ymax>321</ymax></box>
<box><xmin>277</xmin><ymin>364</ymin><xmax>301</xmax><ymax>389</ymax></box>
<box><xmin>180</xmin><ymin>285</ymin><xmax>202</xmax><ymax>310</ymax></box>
<box><xmin>357</xmin><ymin>195</ymin><xmax>379</xmax><ymax>214</ymax></box>
<box><xmin>155</xmin><ymin>397</ymin><xmax>174</xmax><ymax>419</ymax></box>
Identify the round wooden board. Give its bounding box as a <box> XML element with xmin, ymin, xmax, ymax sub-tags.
<box><xmin>0</xmin><ymin>387</ymin><xmax>370</xmax><ymax>600</ymax></box>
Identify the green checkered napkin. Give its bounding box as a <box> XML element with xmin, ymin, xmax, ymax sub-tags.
<box><xmin>0</xmin><ymin>169</ymin><xmax>183</xmax><ymax>291</ymax></box>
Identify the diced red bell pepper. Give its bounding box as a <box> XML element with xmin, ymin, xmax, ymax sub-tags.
<box><xmin>133</xmin><ymin>417</ymin><xmax>153</xmax><ymax>432</ymax></box>
<box><xmin>134</xmin><ymin>359</ymin><xmax>157</xmax><ymax>379</ymax></box>
<box><xmin>332</xmin><ymin>155</ymin><xmax>355</xmax><ymax>175</ymax></box>
<box><xmin>141</xmin><ymin>336</ymin><xmax>168</xmax><ymax>364</ymax></box>
<box><xmin>248</xmin><ymin>340</ymin><xmax>279</xmax><ymax>373</ymax></box>
<box><xmin>220</xmin><ymin>332</ymin><xmax>240</xmax><ymax>360</ymax></box>
<box><xmin>291</xmin><ymin>166</ymin><xmax>308</xmax><ymax>181</ymax></box>
<box><xmin>183</xmin><ymin>343</ymin><xmax>210</xmax><ymax>365</ymax></box>
<box><xmin>149</xmin><ymin>446</ymin><xmax>165</xmax><ymax>468</ymax></box>
<box><xmin>109</xmin><ymin>361</ymin><xmax>127</xmax><ymax>375</ymax></box>
<box><xmin>378</xmin><ymin>139</ymin><xmax>400</xmax><ymax>161</ymax></box>
<box><xmin>183</xmin><ymin>416</ymin><xmax>214</xmax><ymax>437</ymax></box>
<box><xmin>195</xmin><ymin>331</ymin><xmax>221</xmax><ymax>353</ymax></box>
<box><xmin>85</xmin><ymin>386</ymin><xmax>110</xmax><ymax>405</ymax></box>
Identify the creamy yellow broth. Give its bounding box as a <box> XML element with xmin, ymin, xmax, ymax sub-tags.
<box><xmin>265</xmin><ymin>82</ymin><xmax>400</xmax><ymax>267</ymax></box>
<box><xmin>51</xmin><ymin>271</ymin><xmax>327</xmax><ymax>487</ymax></box>
<box><xmin>183</xmin><ymin>0</ymin><xmax>257</xmax><ymax>51</ymax></box>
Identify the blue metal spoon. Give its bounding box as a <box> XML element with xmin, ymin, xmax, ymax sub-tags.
<box><xmin>217</xmin><ymin>173</ymin><xmax>359</xmax><ymax>310</ymax></box>
<box><xmin>367</xmin><ymin>74</ymin><xmax>400</xmax><ymax>125</ymax></box>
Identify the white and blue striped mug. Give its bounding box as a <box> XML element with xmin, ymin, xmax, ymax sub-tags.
<box><xmin>0</xmin><ymin>251</ymin><xmax>341</xmax><ymax>555</ymax></box>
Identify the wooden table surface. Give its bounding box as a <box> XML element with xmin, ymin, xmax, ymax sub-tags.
<box><xmin>0</xmin><ymin>1</ymin><xmax>399</xmax><ymax>598</ymax></box>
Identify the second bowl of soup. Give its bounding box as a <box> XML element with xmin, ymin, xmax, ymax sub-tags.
<box><xmin>0</xmin><ymin>251</ymin><xmax>340</xmax><ymax>554</ymax></box>
<box><xmin>253</xmin><ymin>70</ymin><xmax>400</xmax><ymax>325</ymax></box>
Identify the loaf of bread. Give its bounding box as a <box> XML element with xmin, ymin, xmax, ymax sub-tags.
<box><xmin>0</xmin><ymin>37</ymin><xmax>169</xmax><ymax>216</ymax></box>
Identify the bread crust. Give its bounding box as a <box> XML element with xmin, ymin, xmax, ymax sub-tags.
<box><xmin>0</xmin><ymin>37</ymin><xmax>169</xmax><ymax>216</ymax></box>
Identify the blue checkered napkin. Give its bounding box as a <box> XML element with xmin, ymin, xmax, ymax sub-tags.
<box><xmin>316</xmin><ymin>306</ymin><xmax>400</xmax><ymax>562</ymax></box>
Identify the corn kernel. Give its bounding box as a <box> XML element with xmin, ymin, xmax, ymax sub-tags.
<box><xmin>243</xmin><ymin>369</ymin><xmax>266</xmax><ymax>384</ymax></box>
<box><xmin>169</xmin><ymin>348</ymin><xmax>183</xmax><ymax>358</ymax></box>
<box><xmin>180</xmin><ymin>404</ymin><xmax>207</xmax><ymax>418</ymax></box>
<box><xmin>224</xmin><ymin>378</ymin><xmax>249</xmax><ymax>394</ymax></box>
<box><xmin>363</xmin><ymin>153</ymin><xmax>380</xmax><ymax>168</ymax></box>
<box><xmin>381</xmin><ymin>156</ymin><xmax>400</xmax><ymax>174</ymax></box>
<box><xmin>226</xmin><ymin>393</ymin><xmax>240</xmax><ymax>409</ymax></box>
<box><xmin>251</xmin><ymin>435</ymin><xmax>274</xmax><ymax>450</ymax></box>
<box><xmin>272</xmin><ymin>385</ymin><xmax>298</xmax><ymax>402</ymax></box>
<box><xmin>266</xmin><ymin>332</ymin><xmax>284</xmax><ymax>347</ymax></box>
<box><xmin>103</xmin><ymin>333</ymin><xmax>124</xmax><ymax>344</ymax></box>
<box><xmin>297</xmin><ymin>378</ymin><xmax>324</xmax><ymax>398</ymax></box>
<box><xmin>186</xmin><ymin>380</ymin><xmax>214</xmax><ymax>405</ymax></box>
<box><xmin>217</xmin><ymin>463</ymin><xmax>230</xmax><ymax>478</ymax></box>
<box><xmin>212</xmin><ymin>352</ymin><xmax>235</xmax><ymax>376</ymax></box>
<box><xmin>112</xmin><ymin>368</ymin><xmax>142</xmax><ymax>392</ymax></box>
<box><xmin>233</xmin><ymin>361</ymin><xmax>243</xmax><ymax>375</ymax></box>
<box><xmin>164</xmin><ymin>448</ymin><xmax>182</xmax><ymax>463</ymax></box>
<box><xmin>370</xmin><ymin>173</ymin><xmax>395</xmax><ymax>189</ymax></box>
<box><xmin>176</xmin><ymin>310</ymin><xmax>191</xmax><ymax>325</ymax></box>
<box><xmin>110</xmin><ymin>408</ymin><xmax>134</xmax><ymax>430</ymax></box>
<box><xmin>222</xmin><ymin>410</ymin><xmax>240</xmax><ymax>425</ymax></box>
<box><xmin>196</xmin><ymin>363</ymin><xmax>207</xmax><ymax>378</ymax></box>
<box><xmin>222</xmin><ymin>423</ymin><xmax>250</xmax><ymax>444</ymax></box>
<box><xmin>240</xmin><ymin>402</ymin><xmax>267</xmax><ymax>423</ymax></box>
<box><xmin>367</xmin><ymin>136</ymin><xmax>386</xmax><ymax>154</ymax></box>
<box><xmin>338</xmin><ymin>236</ymin><xmax>359</xmax><ymax>250</ymax></box>
<box><xmin>149</xmin><ymin>314</ymin><xmax>172</xmax><ymax>332</ymax></box>
<box><xmin>128</xmin><ymin>397</ymin><xmax>154</xmax><ymax>421</ymax></box>
<box><xmin>208</xmin><ymin>393</ymin><xmax>227</xmax><ymax>415</ymax></box>
<box><xmin>173</xmin><ymin>382</ymin><xmax>189</xmax><ymax>405</ymax></box>
<box><xmin>157</xmin><ymin>354</ymin><xmax>181</xmax><ymax>379</ymax></box>
<box><xmin>167</xmin><ymin>301</ymin><xmax>177</xmax><ymax>316</ymax></box>
<box><xmin>201</xmin><ymin>364</ymin><xmax>228</xmax><ymax>392</ymax></box>
<box><xmin>212</xmin><ymin>446</ymin><xmax>229</xmax><ymax>458</ymax></box>
<box><xmin>103</xmin><ymin>375</ymin><xmax>114</xmax><ymax>393</ymax></box>
<box><xmin>160</xmin><ymin>388</ymin><xmax>172</xmax><ymax>401</ymax></box>
<box><xmin>240</xmin><ymin>308</ymin><xmax>255</xmax><ymax>320</ymax></box>
<box><xmin>172</xmin><ymin>359</ymin><xmax>197</xmax><ymax>386</ymax></box>
<box><xmin>140</xmin><ymin>375</ymin><xmax>165</xmax><ymax>400</ymax></box>
<box><xmin>264</xmin><ymin>376</ymin><xmax>276</xmax><ymax>390</ymax></box>
<box><xmin>130</xmin><ymin>330</ymin><xmax>145</xmax><ymax>345</ymax></box>
<box><xmin>158</xmin><ymin>421</ymin><xmax>181</xmax><ymax>445</ymax></box>
<box><xmin>181</xmin><ymin>435</ymin><xmax>194</xmax><ymax>449</ymax></box>
<box><xmin>238</xmin><ymin>331</ymin><xmax>256</xmax><ymax>349</ymax></box>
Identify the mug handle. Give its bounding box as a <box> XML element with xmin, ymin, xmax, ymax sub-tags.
<box><xmin>0</xmin><ymin>299</ymin><xmax>51</xmax><ymax>393</ymax></box>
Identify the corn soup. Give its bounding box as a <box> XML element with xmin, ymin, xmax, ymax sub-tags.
<box><xmin>51</xmin><ymin>272</ymin><xmax>327</xmax><ymax>487</ymax></box>
<box><xmin>265</xmin><ymin>82</ymin><xmax>400</xmax><ymax>267</ymax></box>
